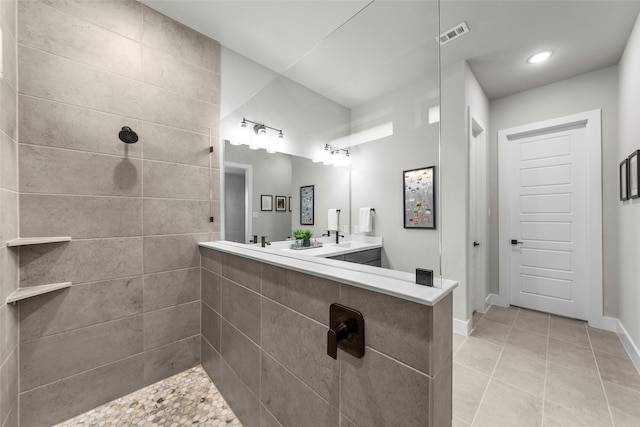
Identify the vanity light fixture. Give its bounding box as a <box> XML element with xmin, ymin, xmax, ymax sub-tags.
<box><xmin>232</xmin><ymin>118</ymin><xmax>285</xmax><ymax>152</ymax></box>
<box><xmin>238</xmin><ymin>118</ymin><xmax>284</xmax><ymax>139</ymax></box>
<box><xmin>527</xmin><ymin>50</ymin><xmax>553</xmax><ymax>64</ymax></box>
<box><xmin>321</xmin><ymin>143</ymin><xmax>351</xmax><ymax>167</ymax></box>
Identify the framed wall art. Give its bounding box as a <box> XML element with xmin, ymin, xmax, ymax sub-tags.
<box><xmin>276</xmin><ymin>196</ymin><xmax>287</xmax><ymax>211</ymax></box>
<box><xmin>630</xmin><ymin>150</ymin><xmax>639</xmax><ymax>199</ymax></box>
<box><xmin>403</xmin><ymin>166</ymin><xmax>436</xmax><ymax>229</ymax></box>
<box><xmin>261</xmin><ymin>195</ymin><xmax>273</xmax><ymax>211</ymax></box>
<box><xmin>300</xmin><ymin>185</ymin><xmax>314</xmax><ymax>225</ymax></box>
<box><xmin>620</xmin><ymin>158</ymin><xmax>629</xmax><ymax>201</ymax></box>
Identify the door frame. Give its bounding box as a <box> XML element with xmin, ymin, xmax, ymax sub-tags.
<box><xmin>469</xmin><ymin>109</ymin><xmax>489</xmax><ymax>316</ymax></box>
<box><xmin>223</xmin><ymin>161</ymin><xmax>253</xmax><ymax>243</ymax></box>
<box><xmin>497</xmin><ymin>110</ymin><xmax>605</xmax><ymax>326</ymax></box>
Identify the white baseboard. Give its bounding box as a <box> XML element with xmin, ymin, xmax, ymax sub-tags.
<box><xmin>487</xmin><ymin>293</ymin><xmax>507</xmax><ymax>307</ymax></box>
<box><xmin>453</xmin><ymin>317</ymin><xmax>472</xmax><ymax>336</ymax></box>
<box><xmin>617</xmin><ymin>320</ymin><xmax>640</xmax><ymax>374</ymax></box>
<box><xmin>588</xmin><ymin>315</ymin><xmax>617</xmax><ymax>332</ymax></box>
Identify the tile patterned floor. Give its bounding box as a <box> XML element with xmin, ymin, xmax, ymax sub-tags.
<box><xmin>453</xmin><ymin>306</ymin><xmax>640</xmax><ymax>427</ymax></box>
<box><xmin>55</xmin><ymin>366</ymin><xmax>242</xmax><ymax>426</ymax></box>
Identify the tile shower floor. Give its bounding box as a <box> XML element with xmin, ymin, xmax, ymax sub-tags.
<box><xmin>453</xmin><ymin>306</ymin><xmax>640</xmax><ymax>426</ymax></box>
<box><xmin>55</xmin><ymin>366</ymin><xmax>241</xmax><ymax>426</ymax></box>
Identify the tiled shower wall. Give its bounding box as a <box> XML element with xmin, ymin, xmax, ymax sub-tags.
<box><xmin>15</xmin><ymin>1</ymin><xmax>221</xmax><ymax>425</ymax></box>
<box><xmin>0</xmin><ymin>0</ymin><xmax>19</xmax><ymax>426</ymax></box>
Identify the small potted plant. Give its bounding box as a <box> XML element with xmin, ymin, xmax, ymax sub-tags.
<box><xmin>293</xmin><ymin>229</ymin><xmax>313</xmax><ymax>247</ymax></box>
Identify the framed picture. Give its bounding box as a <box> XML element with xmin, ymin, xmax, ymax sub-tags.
<box><xmin>630</xmin><ymin>150</ymin><xmax>640</xmax><ymax>199</ymax></box>
<box><xmin>620</xmin><ymin>159</ymin><xmax>629</xmax><ymax>201</ymax></box>
<box><xmin>300</xmin><ymin>185</ymin><xmax>314</xmax><ymax>225</ymax></box>
<box><xmin>403</xmin><ymin>166</ymin><xmax>436</xmax><ymax>229</ymax></box>
<box><xmin>261</xmin><ymin>195</ymin><xmax>273</xmax><ymax>211</ymax></box>
<box><xmin>288</xmin><ymin>196</ymin><xmax>292</xmax><ymax>212</ymax></box>
<box><xmin>276</xmin><ymin>196</ymin><xmax>287</xmax><ymax>211</ymax></box>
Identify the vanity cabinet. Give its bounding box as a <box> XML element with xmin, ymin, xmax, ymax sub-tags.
<box><xmin>329</xmin><ymin>247</ymin><xmax>381</xmax><ymax>267</ymax></box>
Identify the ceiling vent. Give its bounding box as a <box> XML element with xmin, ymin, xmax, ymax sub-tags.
<box><xmin>437</xmin><ymin>22</ymin><xmax>470</xmax><ymax>45</ymax></box>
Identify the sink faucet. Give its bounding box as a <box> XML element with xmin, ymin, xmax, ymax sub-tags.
<box><xmin>261</xmin><ymin>236</ymin><xmax>271</xmax><ymax>248</ymax></box>
<box><xmin>322</xmin><ymin>230</ymin><xmax>344</xmax><ymax>244</ymax></box>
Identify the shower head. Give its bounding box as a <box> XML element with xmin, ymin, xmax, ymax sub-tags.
<box><xmin>119</xmin><ymin>126</ymin><xmax>138</xmax><ymax>144</ymax></box>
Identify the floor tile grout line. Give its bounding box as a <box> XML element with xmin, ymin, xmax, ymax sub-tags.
<box><xmin>587</xmin><ymin>325</ymin><xmax>617</xmax><ymax>426</ymax></box>
<box><xmin>469</xmin><ymin>306</ymin><xmax>519</xmax><ymax>426</ymax></box>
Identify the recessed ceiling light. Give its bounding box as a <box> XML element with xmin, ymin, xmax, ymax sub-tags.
<box><xmin>527</xmin><ymin>50</ymin><xmax>553</xmax><ymax>64</ymax></box>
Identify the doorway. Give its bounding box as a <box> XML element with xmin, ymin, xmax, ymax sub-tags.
<box><xmin>498</xmin><ymin>110</ymin><xmax>602</xmax><ymax>322</ymax></box>
<box><xmin>224</xmin><ymin>162</ymin><xmax>252</xmax><ymax>243</ymax></box>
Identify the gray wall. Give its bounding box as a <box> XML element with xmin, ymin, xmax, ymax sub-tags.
<box><xmin>617</xmin><ymin>12</ymin><xmax>640</xmax><ymax>356</ymax></box>
<box><xmin>15</xmin><ymin>1</ymin><xmax>220</xmax><ymax>425</ymax></box>
<box><xmin>489</xmin><ymin>65</ymin><xmax>619</xmax><ymax>316</ymax></box>
<box><xmin>200</xmin><ymin>247</ymin><xmax>452</xmax><ymax>427</ymax></box>
<box><xmin>0</xmin><ymin>0</ymin><xmax>19</xmax><ymax>425</ymax></box>
<box><xmin>225</xmin><ymin>173</ymin><xmax>246</xmax><ymax>243</ymax></box>
<box><xmin>291</xmin><ymin>156</ymin><xmax>350</xmax><ymax>238</ymax></box>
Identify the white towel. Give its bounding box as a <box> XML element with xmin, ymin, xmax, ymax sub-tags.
<box><xmin>328</xmin><ymin>209</ymin><xmax>339</xmax><ymax>231</ymax></box>
<box><xmin>359</xmin><ymin>207</ymin><xmax>373</xmax><ymax>233</ymax></box>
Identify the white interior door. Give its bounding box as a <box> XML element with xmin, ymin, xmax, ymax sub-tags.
<box><xmin>469</xmin><ymin>114</ymin><xmax>487</xmax><ymax>315</ymax></box>
<box><xmin>498</xmin><ymin>111</ymin><xmax>602</xmax><ymax>321</ymax></box>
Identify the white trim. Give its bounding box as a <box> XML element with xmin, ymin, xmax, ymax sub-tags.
<box><xmin>617</xmin><ymin>320</ymin><xmax>640</xmax><ymax>375</ymax></box>
<box><xmin>487</xmin><ymin>293</ymin><xmax>506</xmax><ymax>308</ymax></box>
<box><xmin>588</xmin><ymin>315</ymin><xmax>617</xmax><ymax>332</ymax></box>
<box><xmin>498</xmin><ymin>110</ymin><xmax>604</xmax><ymax>324</ymax></box>
<box><xmin>453</xmin><ymin>317</ymin><xmax>472</xmax><ymax>336</ymax></box>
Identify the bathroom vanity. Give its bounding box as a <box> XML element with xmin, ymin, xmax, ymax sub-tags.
<box><xmin>198</xmin><ymin>240</ymin><xmax>456</xmax><ymax>427</ymax></box>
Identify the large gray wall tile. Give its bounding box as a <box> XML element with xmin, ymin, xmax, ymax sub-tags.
<box><xmin>432</xmin><ymin>294</ymin><xmax>453</xmax><ymax>375</ymax></box>
<box><xmin>261</xmin><ymin>297</ymin><xmax>339</xmax><ymax>406</ymax></box>
<box><xmin>262</xmin><ymin>263</ymin><xmax>339</xmax><ymax>324</ymax></box>
<box><xmin>19</xmin><ymin>277</ymin><xmax>143</xmax><ymax>342</ymax></box>
<box><xmin>201</xmin><ymin>267</ymin><xmax>221</xmax><ymax>313</ymax></box>
<box><xmin>143</xmin><ymin>122</ymin><xmax>210</xmax><ymax>167</ymax></box>
<box><xmin>20</xmin><ymin>238</ymin><xmax>143</xmax><ymax>287</ymax></box>
<box><xmin>20</xmin><ymin>194</ymin><xmax>142</xmax><ymax>238</ymax></box>
<box><xmin>19</xmin><ymin>144</ymin><xmax>142</xmax><ymax>197</ymax></box>
<box><xmin>340</xmin><ymin>349</ymin><xmax>431</xmax><ymax>427</ymax></box>
<box><xmin>200</xmin><ymin>246</ymin><xmax>221</xmax><ymax>274</ymax></box>
<box><xmin>20</xmin><ymin>316</ymin><xmax>143</xmax><ymax>391</ymax></box>
<box><xmin>1</xmin><ymin>22</ymin><xmax>16</xmax><ymax>92</ymax></box>
<box><xmin>221</xmin><ymin>278</ymin><xmax>260</xmax><ymax>344</ymax></box>
<box><xmin>19</xmin><ymin>46</ymin><xmax>141</xmax><ymax>118</ymax></box>
<box><xmin>142</xmin><ymin>84</ymin><xmax>218</xmax><ymax>134</ymax></box>
<box><xmin>144</xmin><ymin>301</ymin><xmax>200</xmax><ymax>350</ymax></box>
<box><xmin>143</xmin><ymin>160</ymin><xmax>210</xmax><ymax>200</ymax></box>
<box><xmin>0</xmin><ymin>190</ymin><xmax>17</xmax><ymax>245</ymax></box>
<box><xmin>19</xmin><ymin>96</ymin><xmax>142</xmax><ymax>158</ymax></box>
<box><xmin>222</xmin><ymin>253</ymin><xmax>261</xmax><ymax>293</ymax></box>
<box><xmin>143</xmin><ymin>46</ymin><xmax>220</xmax><ymax>104</ymax></box>
<box><xmin>39</xmin><ymin>0</ymin><xmax>142</xmax><ymax>41</ymax></box>
<box><xmin>0</xmin><ymin>0</ymin><xmax>15</xmax><ymax>37</ymax></box>
<box><xmin>201</xmin><ymin>335</ymin><xmax>221</xmax><ymax>382</ymax></box>
<box><xmin>341</xmin><ymin>284</ymin><xmax>433</xmax><ymax>375</ymax></box>
<box><xmin>143</xmin><ymin>233</ymin><xmax>210</xmax><ymax>273</ymax></box>
<box><xmin>144</xmin><ymin>335</ymin><xmax>200</xmax><ymax>386</ymax></box>
<box><xmin>0</xmin><ymin>132</ymin><xmax>16</xmax><ymax>191</ymax></box>
<box><xmin>0</xmin><ymin>304</ymin><xmax>18</xmax><ymax>363</ymax></box>
<box><xmin>0</xmin><ymin>80</ymin><xmax>16</xmax><ymax>141</ymax></box>
<box><xmin>261</xmin><ymin>352</ymin><xmax>338</xmax><ymax>427</ymax></box>
<box><xmin>0</xmin><ymin>248</ymin><xmax>18</xmax><ymax>304</ymax></box>
<box><xmin>2</xmin><ymin>402</ymin><xmax>17</xmax><ymax>427</ymax></box>
<box><xmin>143</xmin><ymin>199</ymin><xmax>210</xmax><ymax>235</ymax></box>
<box><xmin>202</xmin><ymin>302</ymin><xmax>221</xmax><ymax>351</ymax></box>
<box><xmin>143</xmin><ymin>267</ymin><xmax>200</xmax><ymax>312</ymax></box>
<box><xmin>0</xmin><ymin>348</ymin><xmax>18</xmax><ymax>427</ymax></box>
<box><xmin>431</xmin><ymin>356</ymin><xmax>452</xmax><ymax>427</ymax></box>
<box><xmin>219</xmin><ymin>359</ymin><xmax>260</xmax><ymax>427</ymax></box>
<box><xmin>142</xmin><ymin>6</ymin><xmax>220</xmax><ymax>72</ymax></box>
<box><xmin>18</xmin><ymin>0</ymin><xmax>141</xmax><ymax>79</ymax></box>
<box><xmin>20</xmin><ymin>354</ymin><xmax>144</xmax><ymax>427</ymax></box>
<box><xmin>221</xmin><ymin>319</ymin><xmax>260</xmax><ymax>396</ymax></box>
<box><xmin>260</xmin><ymin>405</ymin><xmax>282</xmax><ymax>427</ymax></box>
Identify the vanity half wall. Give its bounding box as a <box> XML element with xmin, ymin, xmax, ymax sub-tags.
<box><xmin>199</xmin><ymin>243</ymin><xmax>453</xmax><ymax>427</ymax></box>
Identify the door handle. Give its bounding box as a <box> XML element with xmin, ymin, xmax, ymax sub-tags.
<box><xmin>473</xmin><ymin>241</ymin><xmax>480</xmax><ymax>247</ymax></box>
<box><xmin>511</xmin><ymin>239</ymin><xmax>524</xmax><ymax>245</ymax></box>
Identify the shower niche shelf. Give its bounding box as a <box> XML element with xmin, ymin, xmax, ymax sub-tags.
<box><xmin>6</xmin><ymin>236</ymin><xmax>72</xmax><ymax>247</ymax></box>
<box><xmin>6</xmin><ymin>282</ymin><xmax>72</xmax><ymax>304</ymax></box>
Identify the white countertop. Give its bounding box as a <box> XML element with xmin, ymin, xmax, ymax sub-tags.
<box><xmin>199</xmin><ymin>240</ymin><xmax>457</xmax><ymax>307</ymax></box>
<box><xmin>263</xmin><ymin>235</ymin><xmax>382</xmax><ymax>258</ymax></box>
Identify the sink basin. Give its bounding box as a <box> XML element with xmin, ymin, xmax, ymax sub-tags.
<box><xmin>333</xmin><ymin>242</ymin><xmax>357</xmax><ymax>248</ymax></box>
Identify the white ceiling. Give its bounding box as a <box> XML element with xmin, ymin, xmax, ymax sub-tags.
<box><xmin>141</xmin><ymin>0</ymin><xmax>640</xmax><ymax>106</ymax></box>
